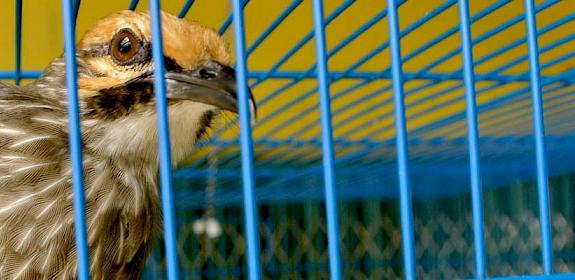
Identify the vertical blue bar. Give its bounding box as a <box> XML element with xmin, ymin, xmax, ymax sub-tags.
<box><xmin>311</xmin><ymin>1</ymin><xmax>342</xmax><ymax>279</ymax></box>
<box><xmin>231</xmin><ymin>1</ymin><xmax>262</xmax><ymax>279</ymax></box>
<box><xmin>15</xmin><ymin>0</ymin><xmax>22</xmax><ymax>85</ymax></box>
<box><xmin>60</xmin><ymin>0</ymin><xmax>89</xmax><ymax>279</ymax></box>
<box><xmin>524</xmin><ymin>0</ymin><xmax>553</xmax><ymax>274</ymax></box>
<box><xmin>385</xmin><ymin>0</ymin><xmax>416</xmax><ymax>279</ymax></box>
<box><xmin>457</xmin><ymin>0</ymin><xmax>486</xmax><ymax>278</ymax></box>
<box><xmin>147</xmin><ymin>1</ymin><xmax>180</xmax><ymax>279</ymax></box>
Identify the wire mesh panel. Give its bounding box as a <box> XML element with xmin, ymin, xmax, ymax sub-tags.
<box><xmin>1</xmin><ymin>0</ymin><xmax>574</xmax><ymax>279</ymax></box>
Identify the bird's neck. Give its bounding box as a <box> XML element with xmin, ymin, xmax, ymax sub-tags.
<box><xmin>84</xmin><ymin>102</ymin><xmax>215</xmax><ymax>170</ymax></box>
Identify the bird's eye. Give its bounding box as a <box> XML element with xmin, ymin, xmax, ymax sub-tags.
<box><xmin>110</xmin><ymin>29</ymin><xmax>139</xmax><ymax>65</ymax></box>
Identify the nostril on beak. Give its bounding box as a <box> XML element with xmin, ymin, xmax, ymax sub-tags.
<box><xmin>198</xmin><ymin>68</ymin><xmax>217</xmax><ymax>80</ymax></box>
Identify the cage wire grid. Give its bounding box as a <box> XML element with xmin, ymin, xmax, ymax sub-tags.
<box><xmin>1</xmin><ymin>0</ymin><xmax>575</xmax><ymax>279</ymax></box>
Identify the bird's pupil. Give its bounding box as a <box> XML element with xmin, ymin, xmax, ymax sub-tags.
<box><xmin>118</xmin><ymin>37</ymin><xmax>132</xmax><ymax>53</ymax></box>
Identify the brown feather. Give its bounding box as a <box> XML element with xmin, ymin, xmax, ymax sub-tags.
<box><xmin>0</xmin><ymin>9</ymin><xmax>229</xmax><ymax>279</ymax></box>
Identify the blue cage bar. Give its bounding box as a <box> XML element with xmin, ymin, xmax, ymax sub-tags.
<box><xmin>60</xmin><ymin>0</ymin><xmax>90</xmax><ymax>279</ymax></box>
<box><xmin>148</xmin><ymin>0</ymin><xmax>180</xmax><ymax>279</ymax></box>
<box><xmin>458</xmin><ymin>0</ymin><xmax>486</xmax><ymax>278</ymax></box>
<box><xmin>524</xmin><ymin>0</ymin><xmax>553</xmax><ymax>275</ymax></box>
<box><xmin>311</xmin><ymin>0</ymin><xmax>343</xmax><ymax>278</ymax></box>
<box><xmin>231</xmin><ymin>0</ymin><xmax>262</xmax><ymax>279</ymax></box>
<box><xmin>4</xmin><ymin>0</ymin><xmax>575</xmax><ymax>279</ymax></box>
<box><xmin>386</xmin><ymin>0</ymin><xmax>416</xmax><ymax>279</ymax></box>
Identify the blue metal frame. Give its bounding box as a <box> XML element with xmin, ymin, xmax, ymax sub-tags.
<box><xmin>457</xmin><ymin>0</ymin><xmax>486</xmax><ymax>278</ymax></box>
<box><xmin>7</xmin><ymin>0</ymin><xmax>575</xmax><ymax>278</ymax></box>
<box><xmin>231</xmin><ymin>0</ymin><xmax>262</xmax><ymax>279</ymax></box>
<box><xmin>14</xmin><ymin>0</ymin><xmax>22</xmax><ymax>85</ymax></box>
<box><xmin>128</xmin><ymin>0</ymin><xmax>138</xmax><ymax>10</ymax></box>
<box><xmin>311</xmin><ymin>0</ymin><xmax>342</xmax><ymax>279</ymax></box>
<box><xmin>60</xmin><ymin>0</ymin><xmax>90</xmax><ymax>279</ymax></box>
<box><xmin>524</xmin><ymin>0</ymin><xmax>553</xmax><ymax>274</ymax></box>
<box><xmin>386</xmin><ymin>0</ymin><xmax>416</xmax><ymax>279</ymax></box>
<box><xmin>178</xmin><ymin>0</ymin><xmax>195</xmax><ymax>18</ymax></box>
<box><xmin>148</xmin><ymin>1</ymin><xmax>180</xmax><ymax>279</ymax></box>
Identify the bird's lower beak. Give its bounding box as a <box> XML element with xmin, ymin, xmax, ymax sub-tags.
<box><xmin>163</xmin><ymin>60</ymin><xmax>257</xmax><ymax>124</ymax></box>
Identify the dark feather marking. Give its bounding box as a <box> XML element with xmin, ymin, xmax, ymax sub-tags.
<box><xmin>195</xmin><ymin>110</ymin><xmax>214</xmax><ymax>141</ymax></box>
<box><xmin>86</xmin><ymin>81</ymin><xmax>154</xmax><ymax>120</ymax></box>
<box><xmin>163</xmin><ymin>56</ymin><xmax>184</xmax><ymax>72</ymax></box>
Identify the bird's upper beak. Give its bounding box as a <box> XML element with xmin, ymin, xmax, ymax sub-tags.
<box><xmin>163</xmin><ymin>60</ymin><xmax>257</xmax><ymax>124</ymax></box>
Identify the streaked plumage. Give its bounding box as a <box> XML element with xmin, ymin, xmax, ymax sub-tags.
<box><xmin>0</xmin><ymin>10</ymin><xmax>255</xmax><ymax>279</ymax></box>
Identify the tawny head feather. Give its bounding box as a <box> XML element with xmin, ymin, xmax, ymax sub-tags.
<box><xmin>77</xmin><ymin>10</ymin><xmax>230</xmax><ymax>92</ymax></box>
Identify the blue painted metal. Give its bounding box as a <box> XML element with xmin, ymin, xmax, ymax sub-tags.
<box><xmin>209</xmin><ymin>0</ymin><xmax>358</xmax><ymax>140</ymax></box>
<box><xmin>524</xmin><ymin>0</ymin><xmax>553</xmax><ymax>274</ymax></box>
<box><xmin>258</xmin><ymin>0</ymin><xmax>464</xmax><ymax>142</ymax></box>
<box><xmin>219</xmin><ymin>0</ymin><xmax>414</xmax><ymax>142</ymax></box>
<box><xmin>485</xmin><ymin>273</ymin><xmax>575</xmax><ymax>280</ymax></box>
<box><xmin>231</xmin><ymin>0</ymin><xmax>262</xmax><ymax>280</ymax></box>
<box><xmin>246</xmin><ymin>0</ymin><xmax>512</xmax><ymax>143</ymax></box>
<box><xmin>15</xmin><ymin>0</ymin><xmax>22</xmax><ymax>85</ymax></box>
<box><xmin>128</xmin><ymin>0</ymin><xmax>139</xmax><ymax>10</ymax></box>
<box><xmin>408</xmin><ymin>69</ymin><xmax>575</xmax><ymax>137</ymax></box>
<box><xmin>419</xmin><ymin>0</ymin><xmax>559</xmax><ymax>74</ymax></box>
<box><xmin>178</xmin><ymin>0</ymin><xmax>195</xmax><ymax>18</ymax></box>
<box><xmin>457</xmin><ymin>0</ymin><xmax>486</xmax><ymax>278</ymax></box>
<box><xmin>240</xmin><ymin>70</ymin><xmax>565</xmax><ymax>83</ymax></box>
<box><xmin>249</xmin><ymin>0</ymin><xmax>354</xmax><ymax>88</ymax></box>
<box><xmin>386</xmin><ymin>0</ymin><xmax>416</xmax><ymax>279</ymax></box>
<box><xmin>359</xmin><ymin>38</ymin><xmax>575</xmax><ymax>140</ymax></box>
<box><xmin>311</xmin><ymin>0</ymin><xmax>342</xmax><ymax>279</ymax></box>
<box><xmin>60</xmin><ymin>0</ymin><xmax>89</xmax><ymax>279</ymax></box>
<box><xmin>0</xmin><ymin>70</ymin><xmax>43</xmax><ymax>79</ymax></box>
<box><xmin>73</xmin><ymin>0</ymin><xmax>81</xmax><ymax>25</ymax></box>
<box><xmin>147</xmin><ymin>1</ymin><xmax>179</xmax><ymax>279</ymax></box>
<box><xmin>222</xmin><ymin>1</ymin><xmax>574</xmax><ymax>187</ymax></box>
<box><xmin>329</xmin><ymin>0</ymin><xmax>565</xmax><ymax>140</ymax></box>
<box><xmin>246</xmin><ymin>0</ymin><xmax>303</xmax><ymax>56</ymax></box>
<box><xmin>219</xmin><ymin>0</ymin><xmax>249</xmax><ymax>35</ymax></box>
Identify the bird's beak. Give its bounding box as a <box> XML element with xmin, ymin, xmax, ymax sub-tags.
<box><xmin>163</xmin><ymin>60</ymin><xmax>257</xmax><ymax>124</ymax></box>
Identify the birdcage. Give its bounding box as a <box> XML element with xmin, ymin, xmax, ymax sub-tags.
<box><xmin>1</xmin><ymin>0</ymin><xmax>574</xmax><ymax>279</ymax></box>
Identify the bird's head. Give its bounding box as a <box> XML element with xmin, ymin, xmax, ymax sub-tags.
<box><xmin>38</xmin><ymin>10</ymin><xmax>255</xmax><ymax>165</ymax></box>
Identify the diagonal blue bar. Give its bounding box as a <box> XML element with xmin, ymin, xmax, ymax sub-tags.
<box><xmin>407</xmin><ymin>69</ymin><xmax>575</xmax><ymax>137</ymax></box>
<box><xmin>523</xmin><ymin>0</ymin><xmax>553</xmax><ymax>274</ymax></box>
<box><xmin>231</xmin><ymin>0</ymin><xmax>262</xmax><ymax>279</ymax></box>
<box><xmin>220</xmin><ymin>0</ymin><xmax>249</xmax><ymax>35</ymax></box>
<box><xmin>178</xmin><ymin>0</ymin><xmax>195</xmax><ymax>18</ymax></box>
<box><xmin>386</xmin><ymin>0</ymin><xmax>416</xmax><ymax>279</ymax></box>
<box><xmin>311</xmin><ymin>0</ymin><xmax>342</xmax><ymax>279</ymax></box>
<box><xmin>60</xmin><ymin>0</ymin><xmax>89</xmax><ymax>279</ymax></box>
<box><xmin>15</xmin><ymin>0</ymin><xmax>22</xmax><ymax>85</ymax></box>
<box><xmin>128</xmin><ymin>0</ymin><xmax>139</xmax><ymax>10</ymax></box>
<box><xmin>249</xmin><ymin>0</ymin><xmax>354</xmax><ymax>88</ymax></box>
<box><xmin>147</xmin><ymin>1</ymin><xmax>180</xmax><ymax>279</ymax></box>
<box><xmin>457</xmin><ymin>0</ymin><xmax>486</xmax><ymax>278</ymax></box>
<box><xmin>246</xmin><ymin>0</ymin><xmax>303</xmax><ymax>56</ymax></box>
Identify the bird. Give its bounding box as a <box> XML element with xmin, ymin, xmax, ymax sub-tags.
<box><xmin>0</xmin><ymin>10</ymin><xmax>255</xmax><ymax>279</ymax></box>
